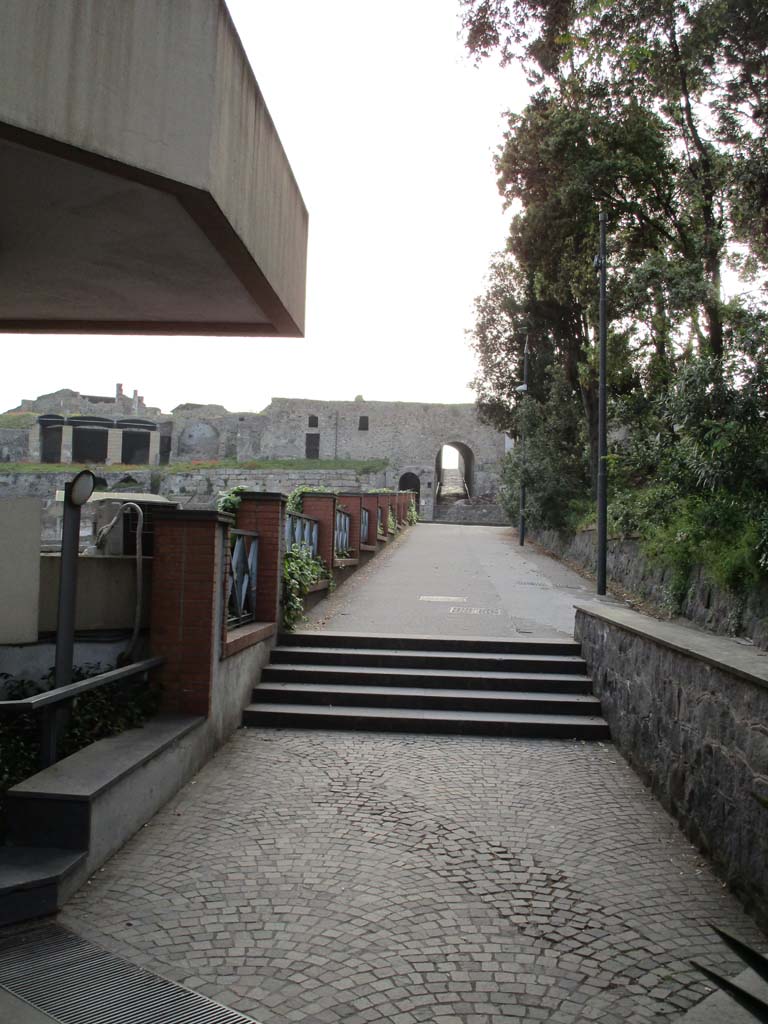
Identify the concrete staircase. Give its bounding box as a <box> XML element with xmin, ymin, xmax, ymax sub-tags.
<box><xmin>432</xmin><ymin>500</ymin><xmax>508</xmax><ymax>526</ymax></box>
<box><xmin>244</xmin><ymin>633</ymin><xmax>610</xmax><ymax>739</ymax></box>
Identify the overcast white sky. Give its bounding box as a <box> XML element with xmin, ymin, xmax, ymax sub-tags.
<box><xmin>2</xmin><ymin>1</ymin><xmax>529</xmax><ymax>416</ymax></box>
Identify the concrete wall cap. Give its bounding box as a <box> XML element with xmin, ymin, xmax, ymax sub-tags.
<box><xmin>236</xmin><ymin>491</ymin><xmax>287</xmax><ymax>502</ymax></box>
<box><xmin>574</xmin><ymin>600</ymin><xmax>768</xmax><ymax>690</ymax></box>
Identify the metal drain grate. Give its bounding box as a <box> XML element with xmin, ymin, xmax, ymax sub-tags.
<box><xmin>0</xmin><ymin>925</ymin><xmax>260</xmax><ymax>1024</ymax></box>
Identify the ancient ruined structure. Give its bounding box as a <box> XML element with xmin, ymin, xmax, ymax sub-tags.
<box><xmin>1</xmin><ymin>388</ymin><xmax>507</xmax><ymax>521</ymax></box>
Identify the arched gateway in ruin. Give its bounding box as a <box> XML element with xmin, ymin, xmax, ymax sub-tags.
<box><xmin>5</xmin><ymin>392</ymin><xmax>507</xmax><ymax>521</ymax></box>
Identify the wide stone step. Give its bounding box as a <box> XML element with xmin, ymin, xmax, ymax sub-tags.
<box><xmin>272</xmin><ymin>645</ymin><xmax>588</xmax><ymax>674</ymax></box>
<box><xmin>249</xmin><ymin>682</ymin><xmax>602</xmax><ymax>715</ymax></box>
<box><xmin>282</xmin><ymin>632</ymin><xmax>581</xmax><ymax>656</ymax></box>
<box><xmin>0</xmin><ymin>848</ymin><xmax>86</xmax><ymax>927</ymax></box>
<box><xmin>245</xmin><ymin>702</ymin><xmax>610</xmax><ymax>739</ymax></box>
<box><xmin>262</xmin><ymin>663</ymin><xmax>592</xmax><ymax>693</ymax></box>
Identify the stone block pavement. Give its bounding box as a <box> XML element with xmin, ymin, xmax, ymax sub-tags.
<box><xmin>60</xmin><ymin>726</ymin><xmax>766</xmax><ymax>1023</ymax></box>
<box><xmin>48</xmin><ymin>526</ymin><xmax>767</xmax><ymax>1021</ymax></box>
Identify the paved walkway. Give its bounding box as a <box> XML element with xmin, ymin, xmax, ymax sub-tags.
<box><xmin>57</xmin><ymin>526</ymin><xmax>766</xmax><ymax>1023</ymax></box>
<box><xmin>305</xmin><ymin>524</ymin><xmax>595</xmax><ymax>637</ymax></box>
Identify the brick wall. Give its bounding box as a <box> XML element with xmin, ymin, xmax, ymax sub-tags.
<box><xmin>235</xmin><ymin>492</ymin><xmax>286</xmax><ymax>624</ymax></box>
<box><xmin>150</xmin><ymin>509</ymin><xmax>226</xmax><ymax>717</ymax></box>
<box><xmin>301</xmin><ymin>492</ymin><xmax>337</xmax><ymax>568</ymax></box>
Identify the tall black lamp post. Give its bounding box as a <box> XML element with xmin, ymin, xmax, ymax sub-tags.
<box><xmin>54</xmin><ymin>469</ymin><xmax>96</xmax><ymax>690</ymax></box>
<box><xmin>518</xmin><ymin>336</ymin><xmax>530</xmax><ymax>545</ymax></box>
<box><xmin>595</xmin><ymin>212</ymin><xmax>608</xmax><ymax>595</ymax></box>
<box><xmin>44</xmin><ymin>469</ymin><xmax>95</xmax><ymax>766</ymax></box>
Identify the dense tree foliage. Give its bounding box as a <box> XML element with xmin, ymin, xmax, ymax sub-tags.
<box><xmin>464</xmin><ymin>0</ymin><xmax>768</xmax><ymax>603</ymax></box>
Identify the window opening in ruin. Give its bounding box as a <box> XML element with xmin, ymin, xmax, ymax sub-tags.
<box><xmin>308</xmin><ymin>415</ymin><xmax>318</xmax><ymax>428</ymax></box>
<box><xmin>305</xmin><ymin>433</ymin><xmax>320</xmax><ymax>459</ymax></box>
<box><xmin>72</xmin><ymin>426</ymin><xmax>108</xmax><ymax>463</ymax></box>
<box><xmin>121</xmin><ymin>430</ymin><xmax>151</xmax><ymax>465</ymax></box>
<box><xmin>40</xmin><ymin>426</ymin><xmax>62</xmax><ymax>463</ymax></box>
<box><xmin>358</xmin><ymin>416</ymin><xmax>369</xmax><ymax>431</ymax></box>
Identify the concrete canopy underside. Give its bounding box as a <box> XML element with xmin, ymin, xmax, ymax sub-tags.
<box><xmin>0</xmin><ymin>0</ymin><xmax>308</xmax><ymax>337</ymax></box>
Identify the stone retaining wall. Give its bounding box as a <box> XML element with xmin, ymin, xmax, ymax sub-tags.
<box><xmin>0</xmin><ymin>467</ymin><xmax>390</xmax><ymax>547</ymax></box>
<box><xmin>576</xmin><ymin>605</ymin><xmax>768</xmax><ymax>930</ymax></box>
<box><xmin>532</xmin><ymin>527</ymin><xmax>768</xmax><ymax>650</ymax></box>
<box><xmin>0</xmin><ymin>428</ymin><xmax>33</xmax><ymax>463</ymax></box>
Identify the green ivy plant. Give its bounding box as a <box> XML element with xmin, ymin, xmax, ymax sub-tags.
<box><xmin>216</xmin><ymin>485</ymin><xmax>248</xmax><ymax>514</ymax></box>
<box><xmin>387</xmin><ymin>508</ymin><xmax>398</xmax><ymax>533</ymax></box>
<box><xmin>282</xmin><ymin>543</ymin><xmax>333</xmax><ymax>631</ymax></box>
<box><xmin>286</xmin><ymin>484</ymin><xmax>332</xmax><ymax>514</ymax></box>
<box><xmin>407</xmin><ymin>500</ymin><xmax>419</xmax><ymax>525</ymax></box>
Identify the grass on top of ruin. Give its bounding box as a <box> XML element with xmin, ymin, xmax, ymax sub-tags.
<box><xmin>0</xmin><ymin>457</ymin><xmax>391</xmax><ymax>475</ymax></box>
<box><xmin>0</xmin><ymin>413</ymin><xmax>38</xmax><ymax>428</ymax></box>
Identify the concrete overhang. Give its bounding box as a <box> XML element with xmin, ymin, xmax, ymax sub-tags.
<box><xmin>0</xmin><ymin>0</ymin><xmax>307</xmax><ymax>337</ymax></box>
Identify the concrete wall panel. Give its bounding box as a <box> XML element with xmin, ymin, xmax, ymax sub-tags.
<box><xmin>0</xmin><ymin>497</ymin><xmax>41</xmax><ymax>643</ymax></box>
<box><xmin>210</xmin><ymin>9</ymin><xmax>308</xmax><ymax>334</ymax></box>
<box><xmin>0</xmin><ymin>0</ymin><xmax>216</xmax><ymax>188</ymax></box>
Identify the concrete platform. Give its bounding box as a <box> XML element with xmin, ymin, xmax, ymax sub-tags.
<box><xmin>0</xmin><ymin>0</ymin><xmax>307</xmax><ymax>336</ymax></box>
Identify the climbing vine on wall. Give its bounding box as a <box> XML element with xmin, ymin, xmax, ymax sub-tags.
<box><xmin>282</xmin><ymin>544</ymin><xmax>333</xmax><ymax>631</ymax></box>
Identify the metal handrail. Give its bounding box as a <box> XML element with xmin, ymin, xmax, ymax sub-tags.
<box><xmin>0</xmin><ymin>656</ymin><xmax>165</xmax><ymax>769</ymax></box>
<box><xmin>0</xmin><ymin>657</ymin><xmax>165</xmax><ymax>710</ymax></box>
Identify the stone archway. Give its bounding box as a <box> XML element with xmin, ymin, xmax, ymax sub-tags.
<box><xmin>434</xmin><ymin>442</ymin><xmax>475</xmax><ymax>500</ymax></box>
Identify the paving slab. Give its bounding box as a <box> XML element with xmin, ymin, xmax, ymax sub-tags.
<box><xmin>57</xmin><ymin>728</ymin><xmax>766</xmax><ymax>1023</ymax></box>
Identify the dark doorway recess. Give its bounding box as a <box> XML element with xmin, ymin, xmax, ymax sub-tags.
<box><xmin>305</xmin><ymin>433</ymin><xmax>320</xmax><ymax>459</ymax></box>
<box><xmin>72</xmin><ymin>427</ymin><xmax>108</xmax><ymax>463</ymax></box>
<box><xmin>121</xmin><ymin>431</ymin><xmax>151</xmax><ymax>464</ymax></box>
<box><xmin>398</xmin><ymin>472</ymin><xmax>420</xmax><ymax>504</ymax></box>
<box><xmin>40</xmin><ymin>427</ymin><xmax>62</xmax><ymax>463</ymax></box>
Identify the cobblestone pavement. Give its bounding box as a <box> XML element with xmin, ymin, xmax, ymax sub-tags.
<box><xmin>61</xmin><ymin>728</ymin><xmax>766</xmax><ymax>1023</ymax></box>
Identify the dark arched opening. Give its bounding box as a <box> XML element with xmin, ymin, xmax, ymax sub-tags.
<box><xmin>398</xmin><ymin>471</ymin><xmax>421</xmax><ymax>504</ymax></box>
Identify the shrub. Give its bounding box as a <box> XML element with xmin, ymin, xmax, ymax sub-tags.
<box><xmin>286</xmin><ymin>484</ymin><xmax>332</xmax><ymax>514</ymax></box>
<box><xmin>282</xmin><ymin>544</ymin><xmax>333</xmax><ymax>631</ymax></box>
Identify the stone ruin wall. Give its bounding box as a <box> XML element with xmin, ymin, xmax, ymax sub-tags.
<box><xmin>0</xmin><ymin>467</ymin><xmax>389</xmax><ymax>549</ymax></box>
<box><xmin>1</xmin><ymin>392</ymin><xmax>507</xmax><ymax>523</ymax></box>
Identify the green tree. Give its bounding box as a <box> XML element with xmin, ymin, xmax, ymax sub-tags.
<box><xmin>461</xmin><ymin>0</ymin><xmax>768</xmax><ymax>357</ymax></box>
